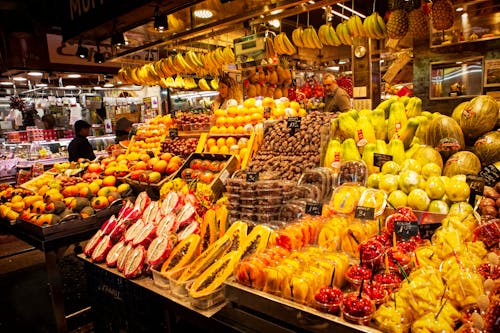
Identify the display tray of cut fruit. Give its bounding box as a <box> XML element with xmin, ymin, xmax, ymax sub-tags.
<box><xmin>13</xmin><ymin>202</ymin><xmax>122</xmax><ymax>239</ymax></box>
<box><xmin>224</xmin><ymin>278</ymin><xmax>381</xmax><ymax>333</ymax></box>
<box><xmin>170</xmin><ymin>153</ymin><xmax>238</xmax><ymax>199</ymax></box>
<box><xmin>19</xmin><ymin>173</ymin><xmax>55</xmax><ymax>193</ymax></box>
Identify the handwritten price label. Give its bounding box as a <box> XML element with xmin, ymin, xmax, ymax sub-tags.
<box><xmin>305</xmin><ymin>202</ymin><xmax>323</xmax><ymax>216</ymax></box>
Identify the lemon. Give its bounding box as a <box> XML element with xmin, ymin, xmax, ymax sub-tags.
<box><xmin>381</xmin><ymin>161</ymin><xmax>400</xmax><ymax>175</ymax></box>
<box><xmin>421</xmin><ymin>163</ymin><xmax>442</xmax><ymax>179</ymax></box>
<box><xmin>387</xmin><ymin>190</ymin><xmax>408</xmax><ymax>209</ymax></box>
<box><xmin>400</xmin><ymin>159</ymin><xmax>422</xmax><ymax>174</ymax></box>
<box><xmin>408</xmin><ymin>189</ymin><xmax>430</xmax><ymax>211</ymax></box>
<box><xmin>425</xmin><ymin>176</ymin><xmax>446</xmax><ymax>200</ymax></box>
<box><xmin>379</xmin><ymin>174</ymin><xmax>399</xmax><ymax>193</ymax></box>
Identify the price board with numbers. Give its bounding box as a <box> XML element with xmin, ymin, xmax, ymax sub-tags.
<box><xmin>305</xmin><ymin>202</ymin><xmax>323</xmax><ymax>216</ymax></box>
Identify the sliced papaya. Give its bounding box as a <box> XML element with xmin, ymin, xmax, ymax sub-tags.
<box><xmin>238</xmin><ymin>224</ymin><xmax>273</xmax><ymax>260</ymax></box>
<box><xmin>189</xmin><ymin>251</ymin><xmax>241</xmax><ymax>298</ymax></box>
<box><xmin>161</xmin><ymin>234</ymin><xmax>200</xmax><ymax>274</ymax></box>
<box><xmin>177</xmin><ymin>233</ymin><xmax>232</xmax><ymax>283</ymax></box>
<box><xmin>198</xmin><ymin>209</ymin><xmax>218</xmax><ymax>256</ymax></box>
<box><xmin>225</xmin><ymin>221</ymin><xmax>248</xmax><ymax>252</ymax></box>
<box><xmin>215</xmin><ymin>204</ymin><xmax>228</xmax><ymax>238</ymax></box>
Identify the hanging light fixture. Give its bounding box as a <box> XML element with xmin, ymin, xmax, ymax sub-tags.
<box><xmin>111</xmin><ymin>23</ymin><xmax>125</xmax><ymax>47</ymax></box>
<box><xmin>94</xmin><ymin>41</ymin><xmax>105</xmax><ymax>64</ymax></box>
<box><xmin>76</xmin><ymin>37</ymin><xmax>89</xmax><ymax>59</ymax></box>
<box><xmin>154</xmin><ymin>6</ymin><xmax>168</xmax><ymax>32</ymax></box>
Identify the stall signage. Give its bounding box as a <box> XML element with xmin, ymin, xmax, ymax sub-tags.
<box><xmin>287</xmin><ymin>117</ymin><xmax>301</xmax><ymax>129</ymax></box>
<box><xmin>305</xmin><ymin>202</ymin><xmax>323</xmax><ymax>216</ymax></box>
<box><xmin>355</xmin><ymin>206</ymin><xmax>375</xmax><ymax>220</ymax></box>
<box><xmin>169</xmin><ymin>128</ymin><xmax>178</xmax><ymax>138</ymax></box>
<box><xmin>466</xmin><ymin>175</ymin><xmax>485</xmax><ymax>206</ymax></box>
<box><xmin>246</xmin><ymin>172</ymin><xmax>259</xmax><ymax>183</ymax></box>
<box><xmin>394</xmin><ymin>221</ymin><xmax>419</xmax><ymax>240</ymax></box>
<box><xmin>418</xmin><ymin>222</ymin><xmax>441</xmax><ymax>240</ymax></box>
<box><xmin>373</xmin><ymin>153</ymin><xmax>393</xmax><ymax>168</ymax></box>
<box><xmin>479</xmin><ymin>164</ymin><xmax>500</xmax><ymax>187</ymax></box>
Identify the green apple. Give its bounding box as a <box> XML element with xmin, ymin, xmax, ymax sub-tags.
<box><xmin>448</xmin><ymin>202</ymin><xmax>474</xmax><ymax>216</ymax></box>
<box><xmin>400</xmin><ymin>158</ymin><xmax>422</xmax><ymax>174</ymax></box>
<box><xmin>379</xmin><ymin>174</ymin><xmax>399</xmax><ymax>193</ymax></box>
<box><xmin>421</xmin><ymin>163</ymin><xmax>442</xmax><ymax>179</ymax></box>
<box><xmin>381</xmin><ymin>161</ymin><xmax>400</xmax><ymax>175</ymax></box>
<box><xmin>387</xmin><ymin>190</ymin><xmax>408</xmax><ymax>209</ymax></box>
<box><xmin>445</xmin><ymin>179</ymin><xmax>470</xmax><ymax>202</ymax></box>
<box><xmin>398</xmin><ymin>170</ymin><xmax>420</xmax><ymax>194</ymax></box>
<box><xmin>428</xmin><ymin>200</ymin><xmax>449</xmax><ymax>214</ymax></box>
<box><xmin>408</xmin><ymin>189</ymin><xmax>430</xmax><ymax>211</ymax></box>
<box><xmin>425</xmin><ymin>176</ymin><xmax>446</xmax><ymax>200</ymax></box>
<box><xmin>367</xmin><ymin>173</ymin><xmax>381</xmax><ymax>189</ymax></box>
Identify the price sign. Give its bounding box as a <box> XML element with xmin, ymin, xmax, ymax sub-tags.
<box><xmin>418</xmin><ymin>222</ymin><xmax>441</xmax><ymax>240</ymax></box>
<box><xmin>373</xmin><ymin>153</ymin><xmax>393</xmax><ymax>168</ymax></box>
<box><xmin>466</xmin><ymin>175</ymin><xmax>485</xmax><ymax>206</ymax></box>
<box><xmin>287</xmin><ymin>117</ymin><xmax>301</xmax><ymax>129</ymax></box>
<box><xmin>394</xmin><ymin>221</ymin><xmax>419</xmax><ymax>241</ymax></box>
<box><xmin>355</xmin><ymin>206</ymin><xmax>375</xmax><ymax>220</ymax></box>
<box><xmin>169</xmin><ymin>128</ymin><xmax>179</xmax><ymax>138</ymax></box>
<box><xmin>246</xmin><ymin>172</ymin><xmax>259</xmax><ymax>183</ymax></box>
<box><xmin>305</xmin><ymin>202</ymin><xmax>323</xmax><ymax>216</ymax></box>
<box><xmin>479</xmin><ymin>164</ymin><xmax>500</xmax><ymax>187</ymax></box>
<box><xmin>263</xmin><ymin>107</ymin><xmax>271</xmax><ymax>119</ymax></box>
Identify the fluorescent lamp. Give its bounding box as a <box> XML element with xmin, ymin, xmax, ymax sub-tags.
<box><xmin>28</xmin><ymin>71</ymin><xmax>43</xmax><ymax>77</ymax></box>
<box><xmin>331</xmin><ymin>10</ymin><xmax>349</xmax><ymax>20</ymax></box>
<box><xmin>193</xmin><ymin>9</ymin><xmax>213</xmax><ymax>19</ymax></box>
<box><xmin>35</xmin><ymin>83</ymin><xmax>48</xmax><ymax>87</ymax></box>
<box><xmin>337</xmin><ymin>3</ymin><xmax>366</xmax><ymax>18</ymax></box>
<box><xmin>326</xmin><ymin>66</ymin><xmax>340</xmax><ymax>71</ymax></box>
<box><xmin>270</xmin><ymin>9</ymin><xmax>283</xmax><ymax>15</ymax></box>
<box><xmin>65</xmin><ymin>85</ymin><xmax>77</xmax><ymax>89</ymax></box>
<box><xmin>13</xmin><ymin>77</ymin><xmax>27</xmax><ymax>81</ymax></box>
<box><xmin>0</xmin><ymin>81</ymin><xmax>13</xmax><ymax>85</ymax></box>
<box><xmin>67</xmin><ymin>74</ymin><xmax>81</xmax><ymax>78</ymax></box>
<box><xmin>268</xmin><ymin>19</ymin><xmax>280</xmax><ymax>28</ymax></box>
<box><xmin>104</xmin><ymin>83</ymin><xmax>114</xmax><ymax>88</ymax></box>
<box><xmin>456</xmin><ymin>7</ymin><xmax>464</xmax><ymax>12</ymax></box>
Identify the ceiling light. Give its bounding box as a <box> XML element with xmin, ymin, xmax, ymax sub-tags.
<box><xmin>35</xmin><ymin>83</ymin><xmax>48</xmax><ymax>87</ymax></box>
<box><xmin>194</xmin><ymin>9</ymin><xmax>213</xmax><ymax>19</ymax></box>
<box><xmin>331</xmin><ymin>10</ymin><xmax>349</xmax><ymax>20</ymax></box>
<box><xmin>104</xmin><ymin>82</ymin><xmax>114</xmax><ymax>88</ymax></box>
<box><xmin>28</xmin><ymin>71</ymin><xmax>43</xmax><ymax>77</ymax></box>
<box><xmin>270</xmin><ymin>9</ymin><xmax>283</xmax><ymax>15</ymax></box>
<box><xmin>326</xmin><ymin>66</ymin><xmax>340</xmax><ymax>71</ymax></box>
<box><xmin>13</xmin><ymin>77</ymin><xmax>27</xmax><ymax>81</ymax></box>
<box><xmin>337</xmin><ymin>3</ymin><xmax>366</xmax><ymax>18</ymax></box>
<box><xmin>93</xmin><ymin>86</ymin><xmax>102</xmax><ymax>90</ymax></box>
<box><xmin>0</xmin><ymin>81</ymin><xmax>13</xmax><ymax>85</ymax></box>
<box><xmin>338</xmin><ymin>59</ymin><xmax>349</xmax><ymax>64</ymax></box>
<box><xmin>67</xmin><ymin>73</ymin><xmax>81</xmax><ymax>78</ymax></box>
<box><xmin>154</xmin><ymin>6</ymin><xmax>168</xmax><ymax>31</ymax></box>
<box><xmin>76</xmin><ymin>37</ymin><xmax>89</xmax><ymax>59</ymax></box>
<box><xmin>268</xmin><ymin>19</ymin><xmax>280</xmax><ymax>28</ymax></box>
<box><xmin>65</xmin><ymin>85</ymin><xmax>77</xmax><ymax>89</ymax></box>
<box><xmin>456</xmin><ymin>7</ymin><xmax>464</xmax><ymax>12</ymax></box>
<box><xmin>94</xmin><ymin>42</ymin><xmax>105</xmax><ymax>64</ymax></box>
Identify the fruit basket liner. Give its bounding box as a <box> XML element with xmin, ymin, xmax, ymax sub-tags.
<box><xmin>12</xmin><ymin>202</ymin><xmax>122</xmax><ymax>239</ymax></box>
<box><xmin>224</xmin><ymin>278</ymin><xmax>382</xmax><ymax>333</ymax></box>
<box><xmin>170</xmin><ymin>152</ymin><xmax>238</xmax><ymax>199</ymax></box>
<box><xmin>78</xmin><ymin>255</ymin><xmax>226</xmax><ymax>318</ymax></box>
<box><xmin>122</xmin><ymin>173</ymin><xmax>173</xmax><ymax>201</ymax></box>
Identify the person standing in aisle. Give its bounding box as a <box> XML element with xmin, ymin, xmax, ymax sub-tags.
<box><xmin>211</xmin><ymin>75</ymin><xmax>242</xmax><ymax>110</ymax></box>
<box><xmin>114</xmin><ymin>117</ymin><xmax>133</xmax><ymax>143</ymax></box>
<box><xmin>68</xmin><ymin>120</ymin><xmax>96</xmax><ymax>162</ymax></box>
<box><xmin>322</xmin><ymin>73</ymin><xmax>351</xmax><ymax>114</ymax></box>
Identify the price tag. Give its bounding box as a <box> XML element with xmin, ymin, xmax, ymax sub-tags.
<box><xmin>263</xmin><ymin>107</ymin><xmax>271</xmax><ymax>119</ymax></box>
<box><xmin>305</xmin><ymin>202</ymin><xmax>323</xmax><ymax>216</ymax></box>
<box><xmin>169</xmin><ymin>128</ymin><xmax>179</xmax><ymax>138</ymax></box>
<box><xmin>355</xmin><ymin>206</ymin><xmax>375</xmax><ymax>220</ymax></box>
<box><xmin>287</xmin><ymin>117</ymin><xmax>301</xmax><ymax>129</ymax></box>
<box><xmin>246</xmin><ymin>172</ymin><xmax>259</xmax><ymax>183</ymax></box>
<box><xmin>418</xmin><ymin>222</ymin><xmax>441</xmax><ymax>240</ymax></box>
<box><xmin>394</xmin><ymin>221</ymin><xmax>419</xmax><ymax>241</ymax></box>
<box><xmin>373</xmin><ymin>153</ymin><xmax>393</xmax><ymax>168</ymax></box>
<box><xmin>479</xmin><ymin>164</ymin><xmax>500</xmax><ymax>187</ymax></box>
<box><xmin>466</xmin><ymin>175</ymin><xmax>485</xmax><ymax>206</ymax></box>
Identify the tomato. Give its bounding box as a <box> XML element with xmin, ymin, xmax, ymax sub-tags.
<box><xmin>189</xmin><ymin>159</ymin><xmax>202</xmax><ymax>170</ymax></box>
<box><xmin>200</xmin><ymin>160</ymin><xmax>211</xmax><ymax>171</ymax></box>
<box><xmin>191</xmin><ymin>169</ymin><xmax>201</xmax><ymax>180</ymax></box>
<box><xmin>208</xmin><ymin>161</ymin><xmax>220</xmax><ymax>172</ymax></box>
<box><xmin>219</xmin><ymin>161</ymin><xmax>227</xmax><ymax>171</ymax></box>
<box><xmin>199</xmin><ymin>171</ymin><xmax>215</xmax><ymax>184</ymax></box>
<box><xmin>181</xmin><ymin>168</ymin><xmax>193</xmax><ymax>180</ymax></box>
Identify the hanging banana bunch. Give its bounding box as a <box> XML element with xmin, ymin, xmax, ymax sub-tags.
<box><xmin>273</xmin><ymin>32</ymin><xmax>296</xmax><ymax>55</ymax></box>
<box><xmin>363</xmin><ymin>12</ymin><xmax>387</xmax><ymax>39</ymax></box>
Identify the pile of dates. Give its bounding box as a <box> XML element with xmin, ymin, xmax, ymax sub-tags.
<box><xmin>247</xmin><ymin>111</ymin><xmax>333</xmax><ymax>181</ymax></box>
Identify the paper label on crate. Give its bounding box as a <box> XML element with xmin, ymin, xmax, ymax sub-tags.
<box><xmin>479</xmin><ymin>164</ymin><xmax>500</xmax><ymax>187</ymax></box>
<box><xmin>287</xmin><ymin>117</ymin><xmax>301</xmax><ymax>129</ymax></box>
<box><xmin>394</xmin><ymin>221</ymin><xmax>419</xmax><ymax>241</ymax></box>
<box><xmin>169</xmin><ymin>128</ymin><xmax>179</xmax><ymax>138</ymax></box>
<box><xmin>373</xmin><ymin>153</ymin><xmax>393</xmax><ymax>168</ymax></box>
<box><xmin>355</xmin><ymin>206</ymin><xmax>375</xmax><ymax>220</ymax></box>
<box><xmin>246</xmin><ymin>172</ymin><xmax>259</xmax><ymax>183</ymax></box>
<box><xmin>305</xmin><ymin>202</ymin><xmax>323</xmax><ymax>216</ymax></box>
<box><xmin>219</xmin><ymin>169</ymin><xmax>230</xmax><ymax>185</ymax></box>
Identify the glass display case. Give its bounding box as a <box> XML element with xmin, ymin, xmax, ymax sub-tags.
<box><xmin>429</xmin><ymin>57</ymin><xmax>484</xmax><ymax>99</ymax></box>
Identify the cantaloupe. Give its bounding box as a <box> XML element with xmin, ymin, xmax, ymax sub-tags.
<box><xmin>427</xmin><ymin>115</ymin><xmax>465</xmax><ymax>162</ymax></box>
<box><xmin>455</xmin><ymin>95</ymin><xmax>499</xmax><ymax>141</ymax></box>
<box><xmin>443</xmin><ymin>151</ymin><xmax>482</xmax><ymax>177</ymax></box>
<box><xmin>473</xmin><ymin>131</ymin><xmax>500</xmax><ymax>167</ymax></box>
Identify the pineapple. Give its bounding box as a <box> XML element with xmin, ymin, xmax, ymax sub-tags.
<box><xmin>431</xmin><ymin>0</ymin><xmax>454</xmax><ymax>30</ymax></box>
<box><xmin>386</xmin><ymin>10</ymin><xmax>409</xmax><ymax>39</ymax></box>
<box><xmin>408</xmin><ymin>8</ymin><xmax>430</xmax><ymax>38</ymax></box>
<box><xmin>390</xmin><ymin>0</ymin><xmax>420</xmax><ymax>12</ymax></box>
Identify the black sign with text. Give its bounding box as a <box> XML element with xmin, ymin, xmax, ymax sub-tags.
<box><xmin>355</xmin><ymin>206</ymin><xmax>375</xmax><ymax>220</ymax></box>
<box><xmin>479</xmin><ymin>164</ymin><xmax>500</xmax><ymax>187</ymax></box>
<box><xmin>169</xmin><ymin>128</ymin><xmax>179</xmax><ymax>138</ymax></box>
<box><xmin>305</xmin><ymin>202</ymin><xmax>323</xmax><ymax>216</ymax></box>
<box><xmin>246</xmin><ymin>172</ymin><xmax>259</xmax><ymax>183</ymax></box>
<box><xmin>466</xmin><ymin>175</ymin><xmax>485</xmax><ymax>206</ymax></box>
<box><xmin>394</xmin><ymin>221</ymin><xmax>419</xmax><ymax>240</ymax></box>
<box><xmin>373</xmin><ymin>153</ymin><xmax>393</xmax><ymax>168</ymax></box>
<box><xmin>287</xmin><ymin>117</ymin><xmax>301</xmax><ymax>129</ymax></box>
<box><xmin>418</xmin><ymin>222</ymin><xmax>441</xmax><ymax>240</ymax></box>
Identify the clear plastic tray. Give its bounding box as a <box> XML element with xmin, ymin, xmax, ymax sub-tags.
<box><xmin>151</xmin><ymin>267</ymin><xmax>170</xmax><ymax>290</ymax></box>
<box><xmin>165</xmin><ymin>266</ymin><xmax>194</xmax><ymax>299</ymax></box>
<box><xmin>255</xmin><ymin>212</ymin><xmax>279</xmax><ymax>223</ymax></box>
<box><xmin>255</xmin><ymin>196</ymin><xmax>282</xmax><ymax>205</ymax></box>
<box><xmin>255</xmin><ymin>204</ymin><xmax>281</xmax><ymax>214</ymax></box>
<box><xmin>330</xmin><ymin>185</ymin><xmax>363</xmax><ymax>215</ymax></box>
<box><xmin>358</xmin><ymin>188</ymin><xmax>387</xmax><ymax>217</ymax></box>
<box><xmin>279</xmin><ymin>204</ymin><xmax>305</xmax><ymax>221</ymax></box>
<box><xmin>337</xmin><ymin>160</ymin><xmax>368</xmax><ymax>187</ymax></box>
<box><xmin>189</xmin><ymin>285</ymin><xmax>226</xmax><ymax>310</ymax></box>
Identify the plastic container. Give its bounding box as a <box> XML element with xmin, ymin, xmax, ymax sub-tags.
<box><xmin>256</xmin><ymin>212</ymin><xmax>279</xmax><ymax>224</ymax></box>
<box><xmin>330</xmin><ymin>185</ymin><xmax>363</xmax><ymax>215</ymax></box>
<box><xmin>165</xmin><ymin>266</ymin><xmax>194</xmax><ymax>299</ymax></box>
<box><xmin>255</xmin><ymin>180</ymin><xmax>281</xmax><ymax>195</ymax></box>
<box><xmin>338</xmin><ymin>160</ymin><xmax>368</xmax><ymax>186</ymax></box>
<box><xmin>239</xmin><ymin>197</ymin><xmax>257</xmax><ymax>206</ymax></box>
<box><xmin>279</xmin><ymin>204</ymin><xmax>304</xmax><ymax>221</ymax></box>
<box><xmin>239</xmin><ymin>189</ymin><xmax>257</xmax><ymax>199</ymax></box>
<box><xmin>240</xmin><ymin>212</ymin><xmax>257</xmax><ymax>222</ymax></box>
<box><xmin>313</xmin><ymin>297</ymin><xmax>342</xmax><ymax>316</ymax></box>
<box><xmin>474</xmin><ymin>219</ymin><xmax>500</xmax><ymax>248</ymax></box>
<box><xmin>256</xmin><ymin>196</ymin><xmax>282</xmax><ymax>205</ymax></box>
<box><xmin>294</xmin><ymin>184</ymin><xmax>322</xmax><ymax>201</ymax></box>
<box><xmin>358</xmin><ymin>188</ymin><xmax>387</xmax><ymax>217</ymax></box>
<box><xmin>342</xmin><ymin>292</ymin><xmax>375</xmax><ymax>326</ymax></box>
<box><xmin>345</xmin><ymin>264</ymin><xmax>373</xmax><ymax>288</ymax></box>
<box><xmin>228</xmin><ymin>210</ymin><xmax>240</xmax><ymax>220</ymax></box>
<box><xmin>189</xmin><ymin>285</ymin><xmax>226</xmax><ymax>310</ymax></box>
<box><xmin>359</xmin><ymin>240</ymin><xmax>385</xmax><ymax>269</ymax></box>
<box><xmin>239</xmin><ymin>205</ymin><xmax>255</xmax><ymax>214</ymax></box>
<box><xmin>150</xmin><ymin>267</ymin><xmax>170</xmax><ymax>290</ymax></box>
<box><xmin>255</xmin><ymin>204</ymin><xmax>281</xmax><ymax>214</ymax></box>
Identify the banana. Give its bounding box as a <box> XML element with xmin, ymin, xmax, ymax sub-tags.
<box><xmin>214</xmin><ymin>47</ymin><xmax>225</xmax><ymax>65</ymax></box>
<box><xmin>273</xmin><ymin>33</ymin><xmax>284</xmax><ymax>54</ymax></box>
<box><xmin>363</xmin><ymin>15</ymin><xmax>375</xmax><ymax>39</ymax></box>
<box><xmin>222</xmin><ymin>46</ymin><xmax>235</xmax><ymax>63</ymax></box>
<box><xmin>347</xmin><ymin>16</ymin><xmax>359</xmax><ymax>37</ymax></box>
<box><xmin>354</xmin><ymin>15</ymin><xmax>366</xmax><ymax>37</ymax></box>
<box><xmin>198</xmin><ymin>78</ymin><xmax>211</xmax><ymax>91</ymax></box>
<box><xmin>327</xmin><ymin>24</ymin><xmax>342</xmax><ymax>46</ymax></box>
<box><xmin>372</xmin><ymin>14</ymin><xmax>385</xmax><ymax>39</ymax></box>
<box><xmin>335</xmin><ymin>22</ymin><xmax>347</xmax><ymax>45</ymax></box>
<box><xmin>292</xmin><ymin>27</ymin><xmax>305</xmax><ymax>48</ymax></box>
<box><xmin>210</xmin><ymin>78</ymin><xmax>218</xmax><ymax>90</ymax></box>
<box><xmin>318</xmin><ymin>24</ymin><xmax>330</xmax><ymax>45</ymax></box>
<box><xmin>374</xmin><ymin>13</ymin><xmax>387</xmax><ymax>39</ymax></box>
<box><xmin>205</xmin><ymin>51</ymin><xmax>217</xmax><ymax>69</ymax></box>
<box><xmin>308</xmin><ymin>26</ymin><xmax>323</xmax><ymax>49</ymax></box>
<box><xmin>172</xmin><ymin>54</ymin><xmax>184</xmax><ymax>73</ymax></box>
<box><xmin>183</xmin><ymin>52</ymin><xmax>198</xmax><ymax>70</ymax></box>
<box><xmin>341</xmin><ymin>22</ymin><xmax>353</xmax><ymax>45</ymax></box>
<box><xmin>280</xmin><ymin>32</ymin><xmax>296</xmax><ymax>55</ymax></box>
<box><xmin>187</xmin><ymin>50</ymin><xmax>203</xmax><ymax>68</ymax></box>
<box><xmin>265</xmin><ymin>37</ymin><xmax>276</xmax><ymax>58</ymax></box>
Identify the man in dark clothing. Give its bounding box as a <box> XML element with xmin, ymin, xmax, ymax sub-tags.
<box><xmin>322</xmin><ymin>73</ymin><xmax>351</xmax><ymax>113</ymax></box>
<box><xmin>68</xmin><ymin>120</ymin><xmax>96</xmax><ymax>162</ymax></box>
<box><xmin>115</xmin><ymin>117</ymin><xmax>132</xmax><ymax>143</ymax></box>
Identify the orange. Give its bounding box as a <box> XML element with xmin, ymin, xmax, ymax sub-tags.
<box><xmin>226</xmin><ymin>137</ymin><xmax>237</xmax><ymax>147</ymax></box>
<box><xmin>227</xmin><ymin>125</ymin><xmax>236</xmax><ymax>134</ymax></box>
<box><xmin>239</xmin><ymin>148</ymin><xmax>249</xmax><ymax>159</ymax></box>
<box><xmin>290</xmin><ymin>101</ymin><xmax>300</xmax><ymax>111</ymax></box>
<box><xmin>133</xmin><ymin>161</ymin><xmax>147</xmax><ymax>171</ymax></box>
<box><xmin>215</xmin><ymin>116</ymin><xmax>227</xmax><ymax>127</ymax></box>
<box><xmin>242</xmin><ymin>115</ymin><xmax>252</xmax><ymax>125</ymax></box>
<box><xmin>216</xmin><ymin>137</ymin><xmax>226</xmax><ymax>148</ymax></box>
<box><xmin>219</xmin><ymin>146</ymin><xmax>229</xmax><ymax>154</ymax></box>
<box><xmin>218</xmin><ymin>126</ymin><xmax>228</xmax><ymax>134</ymax></box>
<box><xmin>214</xmin><ymin>109</ymin><xmax>227</xmax><ymax>117</ymax></box>
<box><xmin>234</xmin><ymin>116</ymin><xmax>244</xmax><ymax>126</ymax></box>
<box><xmin>153</xmin><ymin>160</ymin><xmax>168</xmax><ymax>174</ymax></box>
<box><xmin>209</xmin><ymin>146</ymin><xmax>219</xmax><ymax>154</ymax></box>
<box><xmin>170</xmin><ymin>156</ymin><xmax>182</xmax><ymax>165</ymax></box>
<box><xmin>160</xmin><ymin>152</ymin><xmax>172</xmax><ymax>162</ymax></box>
<box><xmin>140</xmin><ymin>154</ymin><xmax>151</xmax><ymax>162</ymax></box>
<box><xmin>238</xmin><ymin>137</ymin><xmax>249</xmax><ymax>148</ymax></box>
<box><xmin>243</xmin><ymin>98</ymin><xmax>256</xmax><ymax>108</ymax></box>
<box><xmin>235</xmin><ymin>126</ymin><xmax>245</xmax><ymax>134</ymax></box>
<box><xmin>210</xmin><ymin>126</ymin><xmax>219</xmax><ymax>134</ymax></box>
<box><xmin>206</xmin><ymin>138</ymin><xmax>217</xmax><ymax>148</ymax></box>
<box><xmin>227</xmin><ymin>106</ymin><xmax>238</xmax><ymax>117</ymax></box>
<box><xmin>225</xmin><ymin>117</ymin><xmax>235</xmax><ymax>127</ymax></box>
<box><xmin>251</xmin><ymin>113</ymin><xmax>263</xmax><ymax>123</ymax></box>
